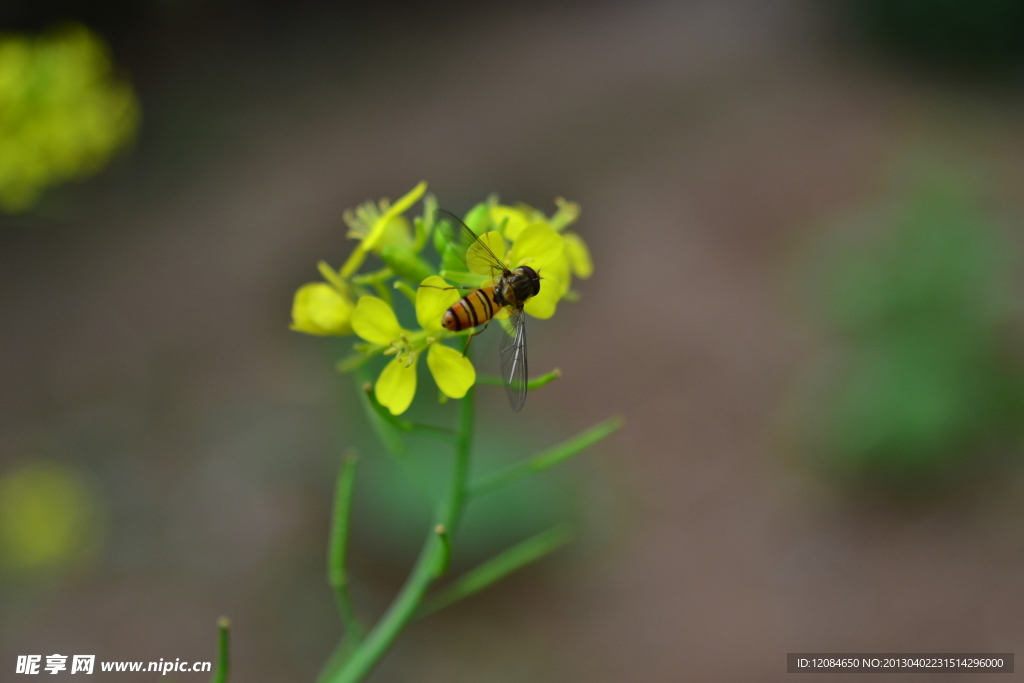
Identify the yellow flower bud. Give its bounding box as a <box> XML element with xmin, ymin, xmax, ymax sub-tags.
<box><xmin>290</xmin><ymin>283</ymin><xmax>354</xmax><ymax>336</ymax></box>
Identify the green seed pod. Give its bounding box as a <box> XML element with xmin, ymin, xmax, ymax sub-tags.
<box><xmin>380</xmin><ymin>246</ymin><xmax>435</xmax><ymax>284</ymax></box>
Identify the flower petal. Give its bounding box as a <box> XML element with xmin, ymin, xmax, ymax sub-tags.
<box><xmin>548</xmin><ymin>198</ymin><xmax>581</xmax><ymax>231</ymax></box>
<box><xmin>427</xmin><ymin>343</ymin><xmax>476</xmax><ymax>399</ymax></box>
<box><xmin>466</xmin><ymin>231</ymin><xmax>507</xmax><ymax>276</ymax></box>
<box><xmin>351</xmin><ymin>296</ymin><xmax>403</xmax><ymax>344</ymax></box>
<box><xmin>524</xmin><ymin>255</ymin><xmax>570</xmax><ymax>319</ymax></box>
<box><xmin>416</xmin><ymin>275</ymin><xmax>460</xmax><ymax>332</ymax></box>
<box><xmin>507</xmin><ymin>223</ymin><xmax>564</xmax><ymax>270</ymax></box>
<box><xmin>376</xmin><ymin>356</ymin><xmax>418</xmax><ymax>415</ymax></box>
<box><xmin>524</xmin><ymin>281</ymin><xmax>560</xmax><ymax>318</ymax></box>
<box><xmin>363</xmin><ymin>182</ymin><xmax>427</xmax><ymax>252</ymax></box>
<box><xmin>550</xmin><ymin>253</ymin><xmax>573</xmax><ymax>296</ymax></box>
<box><xmin>562</xmin><ymin>231</ymin><xmax>593</xmax><ymax>279</ymax></box>
<box><xmin>290</xmin><ymin>283</ymin><xmax>353</xmax><ymax>335</ymax></box>
<box><xmin>490</xmin><ymin>205</ymin><xmax>529</xmax><ymax>240</ymax></box>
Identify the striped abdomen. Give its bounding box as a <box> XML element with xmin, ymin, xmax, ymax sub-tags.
<box><xmin>442</xmin><ymin>286</ymin><xmax>500</xmax><ymax>332</ymax></box>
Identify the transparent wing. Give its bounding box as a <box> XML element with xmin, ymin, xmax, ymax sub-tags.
<box><xmin>435</xmin><ymin>208</ymin><xmax>509</xmax><ymax>276</ymax></box>
<box><xmin>500</xmin><ymin>308</ymin><xmax>528</xmax><ymax>412</ymax></box>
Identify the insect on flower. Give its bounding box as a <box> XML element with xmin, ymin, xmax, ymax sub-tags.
<box><xmin>432</xmin><ymin>209</ymin><xmax>541</xmax><ymax>412</ymax></box>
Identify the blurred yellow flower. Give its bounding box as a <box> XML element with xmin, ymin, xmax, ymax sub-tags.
<box><xmin>0</xmin><ymin>24</ymin><xmax>139</xmax><ymax>213</ymax></box>
<box><xmin>489</xmin><ymin>204</ymin><xmax>530</xmax><ymax>240</ymax></box>
<box><xmin>0</xmin><ymin>461</ymin><xmax>103</xmax><ymax>574</ymax></box>
<box><xmin>340</xmin><ymin>182</ymin><xmax>426</xmax><ymax>277</ymax></box>
<box><xmin>562</xmin><ymin>231</ymin><xmax>593</xmax><ymax>278</ymax></box>
<box><xmin>505</xmin><ymin>223</ymin><xmax>564</xmax><ymax>270</ymax></box>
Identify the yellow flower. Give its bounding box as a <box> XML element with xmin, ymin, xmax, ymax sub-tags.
<box><xmin>462</xmin><ymin>217</ymin><xmax>570</xmax><ymax>319</ymax></box>
<box><xmin>0</xmin><ymin>462</ymin><xmax>103</xmax><ymax>573</ymax></box>
<box><xmin>0</xmin><ymin>25</ymin><xmax>139</xmax><ymax>213</ymax></box>
<box><xmin>290</xmin><ymin>282</ymin><xmax>354</xmax><ymax>336</ymax></box>
<box><xmin>290</xmin><ymin>261</ymin><xmax>356</xmax><ymax>335</ymax></box>
<box><xmin>292</xmin><ymin>189</ymin><xmax>590</xmax><ymax>413</ymax></box>
<box><xmin>350</xmin><ymin>275</ymin><xmax>475</xmax><ymax>415</ymax></box>
<box><xmin>344</xmin><ymin>202</ymin><xmax>414</xmax><ymax>251</ymax></box>
<box><xmin>490</xmin><ymin>198</ymin><xmax>592</xmax><ymax>318</ymax></box>
<box><xmin>340</xmin><ymin>182</ymin><xmax>426</xmax><ymax>278</ymax></box>
<box><xmin>562</xmin><ymin>231</ymin><xmax>593</xmax><ymax>278</ymax></box>
<box><xmin>525</xmin><ymin>252</ymin><xmax>570</xmax><ymax>319</ymax></box>
<box><xmin>489</xmin><ymin>204</ymin><xmax>531</xmax><ymax>240</ymax></box>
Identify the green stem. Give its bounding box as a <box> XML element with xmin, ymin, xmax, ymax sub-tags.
<box><xmin>328</xmin><ymin>451</ymin><xmax>364</xmax><ymax>642</ymax></box>
<box><xmin>432</xmin><ymin>524</ymin><xmax>452</xmax><ymax>578</ymax></box>
<box><xmin>315</xmin><ymin>642</ymin><xmax>354</xmax><ymax>683</ymax></box>
<box><xmin>469</xmin><ymin>415</ymin><xmax>623</xmax><ymax>498</ymax></box>
<box><xmin>351</xmin><ymin>267</ymin><xmax>394</xmax><ymax>286</ymax></box>
<box><xmin>211</xmin><ymin>617</ymin><xmax>230</xmax><ymax>683</ymax></box>
<box><xmin>444</xmin><ymin>383</ymin><xmax>474</xmax><ymax>532</ymax></box>
<box><xmin>371</xmin><ymin>281</ymin><xmax>392</xmax><ymax>306</ymax></box>
<box><xmin>361</xmin><ymin>384</ymin><xmax>458</xmax><ymax>442</ymax></box>
<box><xmin>318</xmin><ymin>261</ymin><xmax>351</xmax><ymax>299</ymax></box>
<box><xmin>323</xmin><ymin>537</ymin><xmax>442</xmax><ymax>683</ymax></box>
<box><xmin>324</xmin><ymin>386</ymin><xmax>475</xmax><ymax>683</ymax></box>
<box><xmin>416</xmin><ymin>523</ymin><xmax>572</xmax><ymax>619</ymax></box>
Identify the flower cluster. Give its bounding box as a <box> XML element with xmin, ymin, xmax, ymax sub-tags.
<box><xmin>0</xmin><ymin>24</ymin><xmax>140</xmax><ymax>213</ymax></box>
<box><xmin>291</xmin><ymin>182</ymin><xmax>593</xmax><ymax>414</ymax></box>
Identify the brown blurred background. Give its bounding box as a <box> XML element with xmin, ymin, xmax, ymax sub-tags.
<box><xmin>4</xmin><ymin>0</ymin><xmax>1024</xmax><ymax>680</ymax></box>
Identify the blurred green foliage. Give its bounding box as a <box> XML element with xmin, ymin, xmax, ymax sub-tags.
<box><xmin>0</xmin><ymin>23</ymin><xmax>139</xmax><ymax>213</ymax></box>
<box><xmin>346</xmin><ymin>360</ymin><xmax>576</xmax><ymax>570</ymax></box>
<box><xmin>353</xmin><ymin>436</ymin><xmax>574</xmax><ymax>571</ymax></box>
<box><xmin>852</xmin><ymin>0</ymin><xmax>1024</xmax><ymax>69</ymax></box>
<box><xmin>0</xmin><ymin>461</ymin><xmax>104</xmax><ymax>575</ymax></box>
<box><xmin>810</xmin><ymin>178</ymin><xmax>1024</xmax><ymax>485</ymax></box>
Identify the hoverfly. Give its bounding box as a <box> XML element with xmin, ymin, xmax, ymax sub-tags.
<box><xmin>432</xmin><ymin>209</ymin><xmax>541</xmax><ymax>412</ymax></box>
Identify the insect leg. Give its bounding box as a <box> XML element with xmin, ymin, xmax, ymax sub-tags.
<box><xmin>417</xmin><ymin>284</ymin><xmax>477</xmax><ymax>291</ymax></box>
<box><xmin>462</xmin><ymin>321</ymin><xmax>490</xmax><ymax>356</ymax></box>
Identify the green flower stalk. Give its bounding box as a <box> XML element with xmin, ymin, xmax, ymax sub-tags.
<box><xmin>284</xmin><ymin>182</ymin><xmax>618</xmax><ymax>683</ymax></box>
